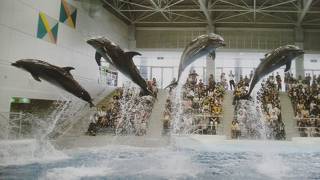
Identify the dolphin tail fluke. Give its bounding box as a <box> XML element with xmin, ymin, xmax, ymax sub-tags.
<box><xmin>140</xmin><ymin>89</ymin><xmax>155</xmax><ymax>97</ymax></box>
<box><xmin>125</xmin><ymin>51</ymin><xmax>141</xmax><ymax>60</ymax></box>
<box><xmin>164</xmin><ymin>81</ymin><xmax>178</xmax><ymax>89</ymax></box>
<box><xmin>239</xmin><ymin>93</ymin><xmax>253</xmax><ymax>101</ymax></box>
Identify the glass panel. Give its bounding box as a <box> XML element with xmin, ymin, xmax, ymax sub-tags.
<box><xmin>162</xmin><ymin>68</ymin><xmax>174</xmax><ymax>89</ymax></box>
<box><xmin>151</xmin><ymin>67</ymin><xmax>162</xmax><ymax>89</ymax></box>
<box><xmin>138</xmin><ymin>66</ymin><xmax>150</xmax><ymax>81</ymax></box>
<box><xmin>192</xmin><ymin>67</ymin><xmax>204</xmax><ymax>83</ymax></box>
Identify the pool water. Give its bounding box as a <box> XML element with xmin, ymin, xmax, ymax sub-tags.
<box><xmin>1</xmin><ymin>137</ymin><xmax>320</xmax><ymax>180</ymax></box>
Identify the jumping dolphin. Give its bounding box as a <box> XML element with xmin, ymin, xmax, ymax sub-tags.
<box><xmin>166</xmin><ymin>33</ymin><xmax>225</xmax><ymax>88</ymax></box>
<box><xmin>244</xmin><ymin>45</ymin><xmax>304</xmax><ymax>98</ymax></box>
<box><xmin>87</xmin><ymin>37</ymin><xmax>153</xmax><ymax>96</ymax></box>
<box><xmin>11</xmin><ymin>59</ymin><xmax>94</xmax><ymax>107</ymax></box>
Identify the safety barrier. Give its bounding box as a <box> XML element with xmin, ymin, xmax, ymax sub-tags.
<box><xmin>0</xmin><ymin>112</ymin><xmax>34</xmax><ymax>140</ymax></box>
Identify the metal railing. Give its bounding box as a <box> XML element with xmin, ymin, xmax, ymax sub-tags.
<box><xmin>190</xmin><ymin>123</ymin><xmax>224</xmax><ymax>135</ymax></box>
<box><xmin>295</xmin><ymin>126</ymin><xmax>320</xmax><ymax>137</ymax></box>
<box><xmin>0</xmin><ymin>112</ymin><xmax>35</xmax><ymax>140</ymax></box>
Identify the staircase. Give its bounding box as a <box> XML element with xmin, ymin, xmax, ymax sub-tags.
<box><xmin>221</xmin><ymin>91</ymin><xmax>234</xmax><ymax>139</ymax></box>
<box><xmin>279</xmin><ymin>92</ymin><xmax>298</xmax><ymax>140</ymax></box>
<box><xmin>56</xmin><ymin>89</ymin><xmax>116</xmax><ymax>138</ymax></box>
<box><xmin>147</xmin><ymin>89</ymin><xmax>168</xmax><ymax>138</ymax></box>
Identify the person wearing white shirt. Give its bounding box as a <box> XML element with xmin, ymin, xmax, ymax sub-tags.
<box><xmin>229</xmin><ymin>70</ymin><xmax>235</xmax><ymax>90</ymax></box>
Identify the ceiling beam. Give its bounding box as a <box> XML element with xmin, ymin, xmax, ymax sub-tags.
<box><xmin>118</xmin><ymin>9</ymin><xmax>320</xmax><ymax>13</ymax></box>
<box><xmin>118</xmin><ymin>0</ymin><xmax>154</xmax><ymax>10</ymax></box>
<box><xmin>149</xmin><ymin>0</ymin><xmax>170</xmax><ymax>21</ymax></box>
<box><xmin>199</xmin><ymin>0</ymin><xmax>212</xmax><ymax>27</ymax></box>
<box><xmin>136</xmin><ymin>21</ymin><xmax>296</xmax><ymax>25</ymax></box>
<box><xmin>102</xmin><ymin>0</ymin><xmax>133</xmax><ymax>24</ymax></box>
<box><xmin>297</xmin><ymin>0</ymin><xmax>313</xmax><ymax>25</ymax></box>
<box><xmin>260</xmin><ymin>0</ymin><xmax>298</xmax><ymax>10</ymax></box>
<box><xmin>253</xmin><ymin>0</ymin><xmax>256</xmax><ymax>22</ymax></box>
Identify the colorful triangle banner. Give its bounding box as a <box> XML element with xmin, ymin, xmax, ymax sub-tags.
<box><xmin>37</xmin><ymin>12</ymin><xmax>59</xmax><ymax>44</ymax></box>
<box><xmin>59</xmin><ymin>0</ymin><xmax>77</xmax><ymax>29</ymax></box>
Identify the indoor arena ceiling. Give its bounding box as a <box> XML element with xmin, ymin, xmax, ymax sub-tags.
<box><xmin>102</xmin><ymin>0</ymin><xmax>320</xmax><ymax>28</ymax></box>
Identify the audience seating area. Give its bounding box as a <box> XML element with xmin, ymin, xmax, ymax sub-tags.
<box><xmin>163</xmin><ymin>70</ymin><xmax>225</xmax><ymax>135</ymax></box>
<box><xmin>287</xmin><ymin>73</ymin><xmax>320</xmax><ymax>137</ymax></box>
<box><xmin>87</xmin><ymin>79</ymin><xmax>158</xmax><ymax>136</ymax></box>
<box><xmin>233</xmin><ymin>74</ymin><xmax>285</xmax><ymax>140</ymax></box>
<box><xmin>86</xmin><ymin>70</ymin><xmax>320</xmax><ymax>139</ymax></box>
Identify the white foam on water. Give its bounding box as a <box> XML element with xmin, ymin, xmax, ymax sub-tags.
<box><xmin>0</xmin><ymin>139</ymin><xmax>68</xmax><ymax>166</ymax></box>
<box><xmin>42</xmin><ymin>166</ymin><xmax>113</xmax><ymax>180</ymax></box>
<box><xmin>256</xmin><ymin>152</ymin><xmax>290</xmax><ymax>180</ymax></box>
<box><xmin>138</xmin><ymin>148</ymin><xmax>204</xmax><ymax>179</ymax></box>
<box><xmin>60</xmin><ymin>145</ymin><xmax>204</xmax><ymax>179</ymax></box>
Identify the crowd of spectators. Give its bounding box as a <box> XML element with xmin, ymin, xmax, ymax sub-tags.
<box><xmin>232</xmin><ymin>72</ymin><xmax>259</xmax><ymax>139</ymax></box>
<box><xmin>164</xmin><ymin>70</ymin><xmax>225</xmax><ymax>135</ymax></box>
<box><xmin>287</xmin><ymin>73</ymin><xmax>320</xmax><ymax>137</ymax></box>
<box><xmin>87</xmin><ymin>79</ymin><xmax>158</xmax><ymax>136</ymax></box>
<box><xmin>232</xmin><ymin>73</ymin><xmax>285</xmax><ymax>140</ymax></box>
<box><xmin>257</xmin><ymin>76</ymin><xmax>285</xmax><ymax>139</ymax></box>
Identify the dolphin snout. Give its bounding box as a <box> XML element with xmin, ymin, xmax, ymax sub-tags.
<box><xmin>86</xmin><ymin>39</ymin><xmax>96</xmax><ymax>45</ymax></box>
<box><xmin>295</xmin><ymin>49</ymin><xmax>304</xmax><ymax>55</ymax></box>
<box><xmin>11</xmin><ymin>62</ymin><xmax>19</xmax><ymax>67</ymax></box>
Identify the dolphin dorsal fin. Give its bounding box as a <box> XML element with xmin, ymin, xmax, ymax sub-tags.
<box><xmin>95</xmin><ymin>51</ymin><xmax>102</xmax><ymax>66</ymax></box>
<box><xmin>125</xmin><ymin>51</ymin><xmax>141</xmax><ymax>59</ymax></box>
<box><xmin>62</xmin><ymin>66</ymin><xmax>75</xmax><ymax>75</ymax></box>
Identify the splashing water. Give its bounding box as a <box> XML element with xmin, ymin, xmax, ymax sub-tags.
<box><xmin>0</xmin><ymin>96</ymin><xmax>90</xmax><ymax>166</ymax></box>
<box><xmin>171</xmin><ymin>66</ymin><xmax>193</xmax><ymax>134</ymax></box>
<box><xmin>235</xmin><ymin>82</ymin><xmax>271</xmax><ymax>139</ymax></box>
<box><xmin>115</xmin><ymin>84</ymin><xmax>154</xmax><ymax>135</ymax></box>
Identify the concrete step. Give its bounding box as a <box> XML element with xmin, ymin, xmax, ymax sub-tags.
<box><xmin>221</xmin><ymin>91</ymin><xmax>234</xmax><ymax>139</ymax></box>
<box><xmin>58</xmin><ymin>89</ymin><xmax>116</xmax><ymax>138</ymax></box>
<box><xmin>147</xmin><ymin>89</ymin><xmax>168</xmax><ymax>138</ymax></box>
<box><xmin>279</xmin><ymin>92</ymin><xmax>298</xmax><ymax>140</ymax></box>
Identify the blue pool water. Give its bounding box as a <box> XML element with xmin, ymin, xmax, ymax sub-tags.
<box><xmin>1</xmin><ymin>138</ymin><xmax>320</xmax><ymax>180</ymax></box>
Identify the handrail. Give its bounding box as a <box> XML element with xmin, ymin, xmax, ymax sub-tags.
<box><xmin>294</xmin><ymin>126</ymin><xmax>320</xmax><ymax>137</ymax></box>
<box><xmin>0</xmin><ymin>112</ymin><xmax>35</xmax><ymax>140</ymax></box>
<box><xmin>190</xmin><ymin>123</ymin><xmax>224</xmax><ymax>135</ymax></box>
<box><xmin>161</xmin><ymin>114</ymin><xmax>223</xmax><ymax>120</ymax></box>
<box><xmin>294</xmin><ymin>117</ymin><xmax>320</xmax><ymax>120</ymax></box>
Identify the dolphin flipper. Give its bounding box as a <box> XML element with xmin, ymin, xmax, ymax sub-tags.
<box><xmin>31</xmin><ymin>72</ymin><xmax>41</xmax><ymax>82</ymax></box>
<box><xmin>165</xmin><ymin>81</ymin><xmax>178</xmax><ymax>89</ymax></box>
<box><xmin>62</xmin><ymin>67</ymin><xmax>75</xmax><ymax>72</ymax></box>
<box><xmin>125</xmin><ymin>51</ymin><xmax>141</xmax><ymax>59</ymax></box>
<box><xmin>284</xmin><ymin>61</ymin><xmax>291</xmax><ymax>72</ymax></box>
<box><xmin>189</xmin><ymin>45</ymin><xmax>206</xmax><ymax>58</ymax></box>
<box><xmin>95</xmin><ymin>52</ymin><xmax>102</xmax><ymax>66</ymax></box>
<box><xmin>62</xmin><ymin>67</ymin><xmax>75</xmax><ymax>76</ymax></box>
<box><xmin>209</xmin><ymin>51</ymin><xmax>216</xmax><ymax>60</ymax></box>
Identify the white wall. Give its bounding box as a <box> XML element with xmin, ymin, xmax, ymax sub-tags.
<box><xmin>0</xmin><ymin>0</ymin><xmax>129</xmax><ymax>112</ymax></box>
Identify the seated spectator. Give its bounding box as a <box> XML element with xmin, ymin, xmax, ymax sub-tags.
<box><xmin>164</xmin><ymin>70</ymin><xmax>225</xmax><ymax>135</ymax></box>
<box><xmin>87</xmin><ymin>87</ymin><xmax>155</xmax><ymax>136</ymax></box>
<box><xmin>233</xmin><ymin>74</ymin><xmax>285</xmax><ymax>140</ymax></box>
<box><xmin>288</xmin><ymin>74</ymin><xmax>320</xmax><ymax>137</ymax></box>
<box><xmin>87</xmin><ymin>113</ymin><xmax>99</xmax><ymax>136</ymax></box>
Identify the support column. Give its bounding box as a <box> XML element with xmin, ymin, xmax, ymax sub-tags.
<box><xmin>294</xmin><ymin>27</ymin><xmax>305</xmax><ymax>79</ymax></box>
<box><xmin>128</xmin><ymin>24</ymin><xmax>136</xmax><ymax>50</ymax></box>
<box><xmin>87</xmin><ymin>0</ymin><xmax>102</xmax><ymax>18</ymax></box>
<box><xmin>206</xmin><ymin>24</ymin><xmax>215</xmax><ymax>83</ymax></box>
